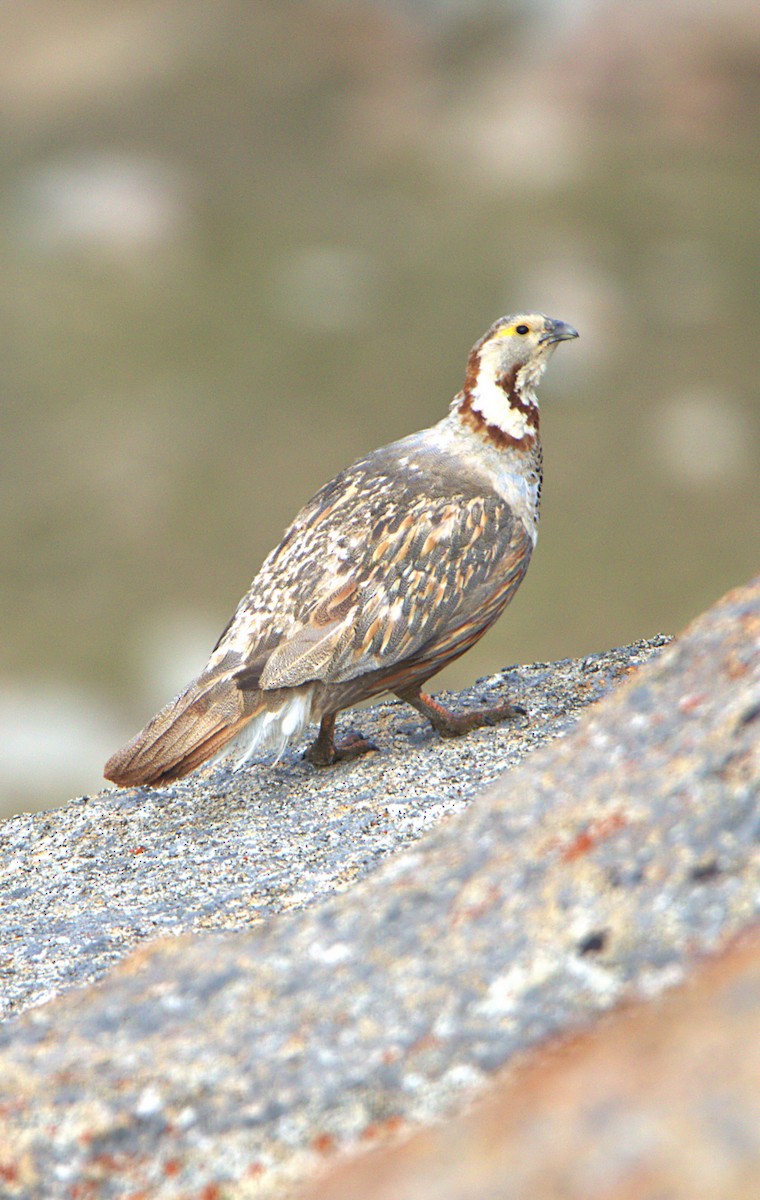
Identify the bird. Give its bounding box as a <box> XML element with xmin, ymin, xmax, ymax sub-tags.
<box><xmin>105</xmin><ymin>312</ymin><xmax>578</xmax><ymax>788</ymax></box>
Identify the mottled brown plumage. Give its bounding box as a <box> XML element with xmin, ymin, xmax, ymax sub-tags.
<box><xmin>105</xmin><ymin>313</ymin><xmax>578</xmax><ymax>787</ymax></box>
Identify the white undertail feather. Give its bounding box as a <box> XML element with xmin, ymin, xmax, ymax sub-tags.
<box><xmin>213</xmin><ymin>690</ymin><xmax>314</xmax><ymax>771</ymax></box>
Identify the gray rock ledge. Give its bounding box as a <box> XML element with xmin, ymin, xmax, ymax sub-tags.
<box><xmin>0</xmin><ymin>578</ymin><xmax>757</xmax><ymax>1199</ymax></box>
<box><xmin>0</xmin><ymin>638</ymin><xmax>665</xmax><ymax>1023</ymax></box>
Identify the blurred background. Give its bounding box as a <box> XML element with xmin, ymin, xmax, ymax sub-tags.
<box><xmin>1</xmin><ymin>0</ymin><xmax>758</xmax><ymax>816</ymax></box>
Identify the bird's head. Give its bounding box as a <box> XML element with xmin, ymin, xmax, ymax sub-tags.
<box><xmin>471</xmin><ymin>313</ymin><xmax>579</xmax><ymax>392</ymax></box>
<box><xmin>457</xmin><ymin>313</ymin><xmax>578</xmax><ymax>450</ymax></box>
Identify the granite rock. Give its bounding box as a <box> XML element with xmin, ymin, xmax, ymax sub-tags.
<box><xmin>0</xmin><ymin>579</ymin><xmax>757</xmax><ymax>1198</ymax></box>
<box><xmin>302</xmin><ymin>929</ymin><xmax>760</xmax><ymax>1200</ymax></box>
<box><xmin>0</xmin><ymin>641</ymin><xmax>665</xmax><ymax>1022</ymax></box>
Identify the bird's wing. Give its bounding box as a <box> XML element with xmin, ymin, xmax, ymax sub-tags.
<box><xmin>228</xmin><ymin>485</ymin><xmax>531</xmax><ymax>693</ymax></box>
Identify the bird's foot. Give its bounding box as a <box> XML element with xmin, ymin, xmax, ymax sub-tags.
<box><xmin>433</xmin><ymin>700</ymin><xmax>527</xmax><ymax>737</ymax></box>
<box><xmin>303</xmin><ymin>714</ymin><xmax>378</xmax><ymax>766</ymax></box>
<box><xmin>396</xmin><ymin>687</ymin><xmax>526</xmax><ymax>739</ymax></box>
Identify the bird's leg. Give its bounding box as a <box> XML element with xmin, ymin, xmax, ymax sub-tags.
<box><xmin>303</xmin><ymin>712</ymin><xmax>378</xmax><ymax>767</ymax></box>
<box><xmin>396</xmin><ymin>684</ymin><xmax>526</xmax><ymax>738</ymax></box>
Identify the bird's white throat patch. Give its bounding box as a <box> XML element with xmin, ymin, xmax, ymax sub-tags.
<box><xmin>468</xmin><ymin>375</ymin><xmax>538</xmax><ymax>442</ymax></box>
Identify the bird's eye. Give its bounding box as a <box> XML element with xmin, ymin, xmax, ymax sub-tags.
<box><xmin>515</xmin><ymin>324</ymin><xmax>530</xmax><ymax>335</ymax></box>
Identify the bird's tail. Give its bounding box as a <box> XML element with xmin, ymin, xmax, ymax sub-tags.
<box><xmin>104</xmin><ymin>665</ymin><xmax>261</xmax><ymax>788</ymax></box>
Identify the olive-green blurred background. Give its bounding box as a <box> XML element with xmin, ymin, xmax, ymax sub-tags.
<box><xmin>2</xmin><ymin>1</ymin><xmax>758</xmax><ymax>816</ymax></box>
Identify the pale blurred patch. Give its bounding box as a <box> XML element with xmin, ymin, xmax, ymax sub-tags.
<box><xmin>640</xmin><ymin>238</ymin><xmax>726</xmax><ymax>326</ymax></box>
<box><xmin>651</xmin><ymin>391</ymin><xmax>752</xmax><ymax>487</ymax></box>
<box><xmin>0</xmin><ymin>680</ymin><xmax>123</xmax><ymax>815</ymax></box>
<box><xmin>135</xmin><ymin>610</ymin><xmax>222</xmax><ymax>708</ymax></box>
<box><xmin>442</xmin><ymin>91</ymin><xmax>588</xmax><ymax>192</ymax></box>
<box><xmin>269</xmin><ymin>246</ymin><xmax>382</xmax><ymax>332</ymax></box>
<box><xmin>0</xmin><ymin>2</ymin><xmax>212</xmax><ymax>123</ymax></box>
<box><xmin>13</xmin><ymin>154</ymin><xmax>191</xmax><ymax>254</ymax></box>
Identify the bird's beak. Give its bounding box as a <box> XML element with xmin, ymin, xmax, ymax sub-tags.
<box><xmin>540</xmin><ymin>319</ymin><xmax>579</xmax><ymax>345</ymax></box>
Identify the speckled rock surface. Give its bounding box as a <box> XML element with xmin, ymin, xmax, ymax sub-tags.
<box><xmin>0</xmin><ymin>641</ymin><xmax>664</xmax><ymax>1022</ymax></box>
<box><xmin>302</xmin><ymin>929</ymin><xmax>760</xmax><ymax>1200</ymax></box>
<box><xmin>0</xmin><ymin>579</ymin><xmax>757</xmax><ymax>1199</ymax></box>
